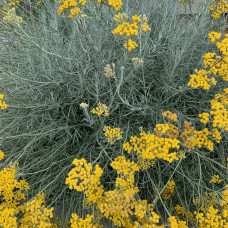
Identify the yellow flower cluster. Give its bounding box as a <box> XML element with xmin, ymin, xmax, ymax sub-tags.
<box><xmin>103</xmin><ymin>126</ymin><xmax>123</xmax><ymax>144</ymax></box>
<box><xmin>189</xmin><ymin>187</ymin><xmax>228</xmax><ymax>226</ymax></box>
<box><xmin>193</xmin><ymin>192</ymin><xmax>218</xmax><ymax>213</ymax></box>
<box><xmin>133</xmin><ymin>200</ymin><xmax>148</xmax><ymax>220</ymax></box>
<box><xmin>65</xmin><ymin>158</ymin><xmax>104</xmax><ymax>205</ymax></box>
<box><xmin>133</xmin><ymin>201</ymin><xmax>163</xmax><ymax>227</ymax></box>
<box><xmin>98</xmin><ymin>188</ymin><xmax>138</xmax><ymax>227</ymax></box>
<box><xmin>0</xmin><ymin>150</ymin><xmax>4</xmax><ymax>160</ymax></box>
<box><xmin>112</xmin><ymin>14</ymin><xmax>151</xmax><ymax>51</ymax></box>
<box><xmin>141</xmin><ymin>14</ymin><xmax>151</xmax><ymax>33</ymax></box>
<box><xmin>211</xmin><ymin>128</ymin><xmax>222</xmax><ymax>143</ymax></box>
<box><xmin>113</xmin><ymin>12</ymin><xmax>128</xmax><ymax>24</ymax></box>
<box><xmin>164</xmin><ymin>122</ymin><xmax>179</xmax><ymax>139</ymax></box>
<box><xmin>215</xmin><ymin>57</ymin><xmax>228</xmax><ymax>81</ymax></box>
<box><xmin>107</xmin><ymin>0</ymin><xmax>123</xmax><ymax>11</ymax></box>
<box><xmin>57</xmin><ymin>0</ymin><xmax>123</xmax><ymax>18</ymax></box>
<box><xmin>217</xmin><ymin>34</ymin><xmax>228</xmax><ymax>56</ymax></box>
<box><xmin>0</xmin><ymin>207</ymin><xmax>17</xmax><ymax>228</ymax></box>
<box><xmin>57</xmin><ymin>0</ymin><xmax>82</xmax><ymax>17</ymax></box>
<box><xmin>192</xmin><ymin>128</ymin><xmax>214</xmax><ymax>151</ymax></box>
<box><xmin>161</xmin><ymin>180</ymin><xmax>175</xmax><ymax>200</ymax></box>
<box><xmin>112</xmin><ymin>21</ymin><xmax>139</xmax><ymax>36</ymax></box>
<box><xmin>98</xmin><ymin>188</ymin><xmax>163</xmax><ymax>227</ymax></box>
<box><xmin>104</xmin><ymin>63</ymin><xmax>115</xmax><ymax>78</ymax></box>
<box><xmin>70</xmin><ymin>213</ymin><xmax>98</xmax><ymax>228</ymax></box>
<box><xmin>210</xmin><ymin>174</ymin><xmax>222</xmax><ymax>184</ymax></box>
<box><xmin>167</xmin><ymin>216</ymin><xmax>188</xmax><ymax>228</ymax></box>
<box><xmin>110</xmin><ymin>156</ymin><xmax>139</xmax><ymax>190</ymax></box>
<box><xmin>124</xmin><ymin>39</ymin><xmax>138</xmax><ymax>51</ymax></box>
<box><xmin>0</xmin><ymin>164</ymin><xmax>29</xmax><ymax>207</ymax></box>
<box><xmin>180</xmin><ymin>124</ymin><xmax>221</xmax><ymax>152</ymax></box>
<box><xmin>175</xmin><ymin>205</ymin><xmax>194</xmax><ymax>222</ymax></box>
<box><xmin>0</xmin><ymin>164</ymin><xmax>29</xmax><ymax>227</ymax></box>
<box><xmin>154</xmin><ymin>123</ymin><xmax>170</xmax><ymax>135</ymax></box>
<box><xmin>123</xmin><ymin>127</ymin><xmax>180</xmax><ymax>170</ymax></box>
<box><xmin>210</xmin><ymin>88</ymin><xmax>228</xmax><ymax>130</ymax></box>
<box><xmin>221</xmin><ymin>184</ymin><xmax>228</xmax><ymax>209</ymax></box>
<box><xmin>162</xmin><ymin>110</ymin><xmax>178</xmax><ymax>122</ymax></box>
<box><xmin>208</xmin><ymin>0</ymin><xmax>228</xmax><ymax>19</ymax></box>
<box><xmin>91</xmin><ymin>102</ymin><xmax>109</xmax><ymax>116</ymax></box>
<box><xmin>187</xmin><ymin>69</ymin><xmax>213</xmax><ymax>90</ymax></box>
<box><xmin>2</xmin><ymin>7</ymin><xmax>23</xmax><ymax>23</ymax></box>
<box><xmin>141</xmin><ymin>22</ymin><xmax>151</xmax><ymax>33</ymax></box>
<box><xmin>0</xmin><ymin>153</ymin><xmax>58</xmax><ymax>227</ymax></box>
<box><xmin>195</xmin><ymin>205</ymin><xmax>228</xmax><ymax>227</ymax></box>
<box><xmin>208</xmin><ymin>31</ymin><xmax>221</xmax><ymax>43</ymax></box>
<box><xmin>188</xmin><ymin>31</ymin><xmax>228</xmax><ymax>90</ymax></box>
<box><xmin>203</xmin><ymin>52</ymin><xmax>220</xmax><ymax>69</ymax></box>
<box><xmin>199</xmin><ymin>112</ymin><xmax>210</xmax><ymax>124</ymax></box>
<box><xmin>203</xmin><ymin>53</ymin><xmax>228</xmax><ymax>82</ymax></box>
<box><xmin>20</xmin><ymin>192</ymin><xmax>55</xmax><ymax>228</ymax></box>
<box><xmin>122</xmin><ymin>111</ymin><xmax>221</xmax><ymax>163</ymax></box>
<box><xmin>66</xmin><ymin>156</ymin><xmax>165</xmax><ymax>227</ymax></box>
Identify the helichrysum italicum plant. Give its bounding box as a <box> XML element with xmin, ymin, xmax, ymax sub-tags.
<box><xmin>1</xmin><ymin>0</ymin><xmax>228</xmax><ymax>225</ymax></box>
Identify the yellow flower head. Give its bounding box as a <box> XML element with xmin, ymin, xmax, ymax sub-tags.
<box><xmin>210</xmin><ymin>174</ymin><xmax>222</xmax><ymax>184</ymax></box>
<box><xmin>0</xmin><ymin>94</ymin><xmax>7</xmax><ymax>110</ymax></box>
<box><xmin>199</xmin><ymin>112</ymin><xmax>210</xmax><ymax>124</ymax></box>
<box><xmin>108</xmin><ymin>0</ymin><xmax>123</xmax><ymax>11</ymax></box>
<box><xmin>124</xmin><ymin>39</ymin><xmax>138</xmax><ymax>51</ymax></box>
<box><xmin>162</xmin><ymin>110</ymin><xmax>178</xmax><ymax>122</ymax></box>
<box><xmin>70</xmin><ymin>213</ymin><xmax>96</xmax><ymax>227</ymax></box>
<box><xmin>103</xmin><ymin>126</ymin><xmax>123</xmax><ymax>144</ymax></box>
<box><xmin>208</xmin><ymin>31</ymin><xmax>222</xmax><ymax>43</ymax></box>
<box><xmin>91</xmin><ymin>102</ymin><xmax>109</xmax><ymax>116</ymax></box>
<box><xmin>20</xmin><ymin>192</ymin><xmax>55</xmax><ymax>227</ymax></box>
<box><xmin>0</xmin><ymin>150</ymin><xmax>4</xmax><ymax>161</ymax></box>
<box><xmin>209</xmin><ymin>0</ymin><xmax>228</xmax><ymax>19</ymax></box>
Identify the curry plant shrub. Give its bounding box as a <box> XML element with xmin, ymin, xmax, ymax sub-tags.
<box><xmin>0</xmin><ymin>0</ymin><xmax>227</xmax><ymax>224</ymax></box>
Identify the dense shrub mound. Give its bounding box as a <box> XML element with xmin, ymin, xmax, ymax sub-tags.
<box><xmin>1</xmin><ymin>0</ymin><xmax>228</xmax><ymax>226</ymax></box>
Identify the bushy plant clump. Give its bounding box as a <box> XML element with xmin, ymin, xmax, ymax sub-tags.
<box><xmin>1</xmin><ymin>0</ymin><xmax>228</xmax><ymax>226</ymax></box>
